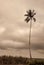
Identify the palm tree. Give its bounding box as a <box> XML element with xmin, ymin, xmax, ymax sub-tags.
<box><xmin>24</xmin><ymin>10</ymin><xmax>36</xmax><ymax>59</ymax></box>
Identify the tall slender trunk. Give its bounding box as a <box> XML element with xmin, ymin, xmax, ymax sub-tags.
<box><xmin>29</xmin><ymin>19</ymin><xmax>32</xmax><ymax>59</ymax></box>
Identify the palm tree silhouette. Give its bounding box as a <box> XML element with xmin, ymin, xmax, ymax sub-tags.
<box><xmin>24</xmin><ymin>10</ymin><xmax>36</xmax><ymax>59</ymax></box>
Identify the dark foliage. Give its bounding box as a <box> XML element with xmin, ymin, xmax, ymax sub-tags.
<box><xmin>0</xmin><ymin>56</ymin><xmax>44</xmax><ymax>65</ymax></box>
<box><xmin>0</xmin><ymin>56</ymin><xmax>29</xmax><ymax>64</ymax></box>
<box><xmin>24</xmin><ymin>10</ymin><xmax>36</xmax><ymax>23</ymax></box>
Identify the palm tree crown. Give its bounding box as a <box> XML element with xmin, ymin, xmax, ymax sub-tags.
<box><xmin>24</xmin><ymin>10</ymin><xmax>36</xmax><ymax>23</ymax></box>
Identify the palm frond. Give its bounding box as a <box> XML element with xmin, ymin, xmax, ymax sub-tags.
<box><xmin>29</xmin><ymin>10</ymin><xmax>31</xmax><ymax>13</ymax></box>
<box><xmin>26</xmin><ymin>11</ymin><xmax>29</xmax><ymax>14</ymax></box>
<box><xmin>25</xmin><ymin>17</ymin><xmax>30</xmax><ymax>23</ymax></box>
<box><xmin>24</xmin><ymin>14</ymin><xmax>28</xmax><ymax>16</ymax></box>
<box><xmin>34</xmin><ymin>13</ymin><xmax>36</xmax><ymax>15</ymax></box>
<box><xmin>33</xmin><ymin>18</ymin><xmax>36</xmax><ymax>22</ymax></box>
<box><xmin>32</xmin><ymin>10</ymin><xmax>36</xmax><ymax>17</ymax></box>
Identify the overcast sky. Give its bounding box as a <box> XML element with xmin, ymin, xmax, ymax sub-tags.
<box><xmin>0</xmin><ymin>0</ymin><xmax>44</xmax><ymax>58</ymax></box>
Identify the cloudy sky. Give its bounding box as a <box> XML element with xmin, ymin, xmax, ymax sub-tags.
<box><xmin>0</xmin><ymin>0</ymin><xmax>44</xmax><ymax>58</ymax></box>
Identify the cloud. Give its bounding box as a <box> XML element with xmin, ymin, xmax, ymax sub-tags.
<box><xmin>0</xmin><ymin>27</ymin><xmax>6</xmax><ymax>34</ymax></box>
<box><xmin>31</xmin><ymin>43</ymin><xmax>44</xmax><ymax>50</ymax></box>
<box><xmin>0</xmin><ymin>40</ymin><xmax>27</xmax><ymax>50</ymax></box>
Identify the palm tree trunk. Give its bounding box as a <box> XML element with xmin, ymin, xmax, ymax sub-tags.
<box><xmin>29</xmin><ymin>19</ymin><xmax>32</xmax><ymax>59</ymax></box>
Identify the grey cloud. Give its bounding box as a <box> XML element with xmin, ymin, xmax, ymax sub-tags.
<box><xmin>0</xmin><ymin>39</ymin><xmax>44</xmax><ymax>51</ymax></box>
<box><xmin>0</xmin><ymin>40</ymin><xmax>28</xmax><ymax>50</ymax></box>
<box><xmin>0</xmin><ymin>46</ymin><xmax>7</xmax><ymax>50</ymax></box>
<box><xmin>31</xmin><ymin>43</ymin><xmax>44</xmax><ymax>50</ymax></box>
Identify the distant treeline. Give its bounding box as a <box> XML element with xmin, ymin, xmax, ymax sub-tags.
<box><xmin>0</xmin><ymin>56</ymin><xmax>29</xmax><ymax>64</ymax></box>
<box><xmin>0</xmin><ymin>56</ymin><xmax>44</xmax><ymax>65</ymax></box>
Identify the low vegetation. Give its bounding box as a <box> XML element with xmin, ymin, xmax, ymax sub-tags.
<box><xmin>0</xmin><ymin>56</ymin><xmax>44</xmax><ymax>65</ymax></box>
